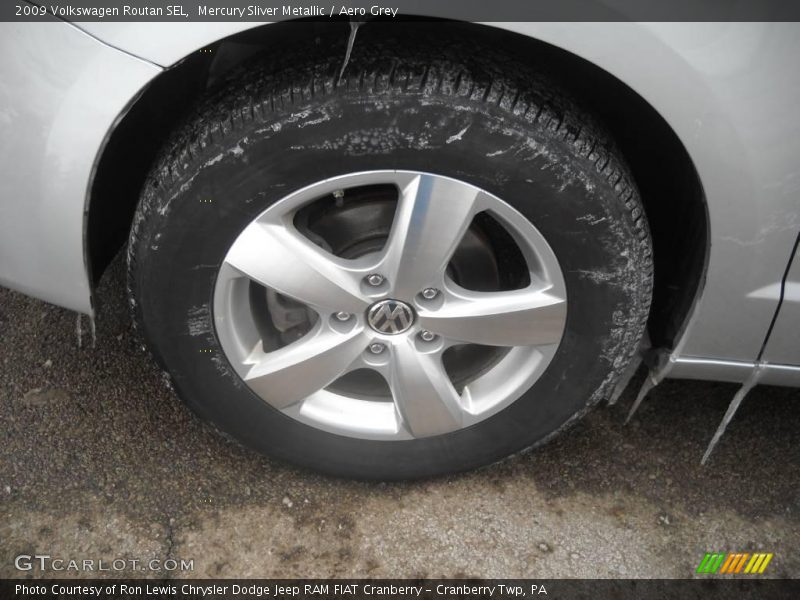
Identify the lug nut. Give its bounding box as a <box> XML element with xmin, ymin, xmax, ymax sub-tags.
<box><xmin>366</xmin><ymin>273</ymin><xmax>384</xmax><ymax>287</ymax></box>
<box><xmin>335</xmin><ymin>311</ymin><xmax>351</xmax><ymax>321</ymax></box>
<box><xmin>369</xmin><ymin>342</ymin><xmax>386</xmax><ymax>354</ymax></box>
<box><xmin>421</xmin><ymin>287</ymin><xmax>439</xmax><ymax>300</ymax></box>
<box><xmin>420</xmin><ymin>330</ymin><xmax>436</xmax><ymax>342</ymax></box>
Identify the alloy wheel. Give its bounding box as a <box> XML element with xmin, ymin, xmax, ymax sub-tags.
<box><xmin>213</xmin><ymin>171</ymin><xmax>567</xmax><ymax>440</ymax></box>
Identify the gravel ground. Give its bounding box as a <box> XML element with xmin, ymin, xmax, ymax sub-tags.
<box><xmin>1</xmin><ymin>256</ymin><xmax>798</xmax><ymax>579</ymax></box>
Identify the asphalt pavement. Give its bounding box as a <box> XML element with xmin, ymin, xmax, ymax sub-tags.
<box><xmin>1</xmin><ymin>256</ymin><xmax>798</xmax><ymax>578</ymax></box>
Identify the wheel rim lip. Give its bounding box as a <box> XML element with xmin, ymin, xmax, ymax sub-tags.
<box><xmin>212</xmin><ymin>170</ymin><xmax>567</xmax><ymax>441</ymax></box>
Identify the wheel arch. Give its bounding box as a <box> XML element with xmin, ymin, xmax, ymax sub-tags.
<box><xmin>86</xmin><ymin>19</ymin><xmax>708</xmax><ymax>350</ymax></box>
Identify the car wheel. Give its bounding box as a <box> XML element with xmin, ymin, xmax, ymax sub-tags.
<box><xmin>128</xmin><ymin>34</ymin><xmax>652</xmax><ymax>479</ymax></box>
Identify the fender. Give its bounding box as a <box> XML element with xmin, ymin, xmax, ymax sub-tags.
<box><xmin>77</xmin><ymin>20</ymin><xmax>800</xmax><ymax>367</ymax></box>
<box><xmin>1</xmin><ymin>20</ymin><xmax>798</xmax><ymax>375</ymax></box>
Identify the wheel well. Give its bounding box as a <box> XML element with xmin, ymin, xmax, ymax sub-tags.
<box><xmin>88</xmin><ymin>19</ymin><xmax>707</xmax><ymax>350</ymax></box>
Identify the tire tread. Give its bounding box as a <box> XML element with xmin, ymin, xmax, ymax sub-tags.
<box><xmin>128</xmin><ymin>31</ymin><xmax>653</xmax><ymax>470</ymax></box>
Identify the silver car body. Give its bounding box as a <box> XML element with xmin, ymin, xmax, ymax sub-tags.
<box><xmin>1</xmin><ymin>20</ymin><xmax>798</xmax><ymax>387</ymax></box>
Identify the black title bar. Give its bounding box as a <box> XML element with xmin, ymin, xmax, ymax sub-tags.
<box><xmin>5</xmin><ymin>0</ymin><xmax>800</xmax><ymax>22</ymax></box>
<box><xmin>2</xmin><ymin>579</ymin><xmax>799</xmax><ymax>600</ymax></box>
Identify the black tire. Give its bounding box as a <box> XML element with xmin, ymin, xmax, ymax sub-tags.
<box><xmin>128</xmin><ymin>30</ymin><xmax>652</xmax><ymax>480</ymax></box>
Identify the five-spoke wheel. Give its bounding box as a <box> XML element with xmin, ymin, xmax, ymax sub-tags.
<box><xmin>129</xmin><ymin>35</ymin><xmax>652</xmax><ymax>477</ymax></box>
<box><xmin>214</xmin><ymin>171</ymin><xmax>567</xmax><ymax>440</ymax></box>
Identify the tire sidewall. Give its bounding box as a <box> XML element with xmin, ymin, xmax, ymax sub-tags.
<box><xmin>133</xmin><ymin>83</ymin><xmax>648</xmax><ymax>479</ymax></box>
